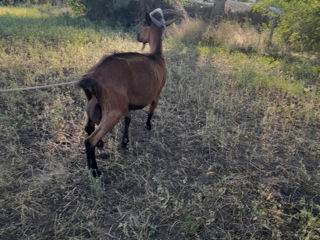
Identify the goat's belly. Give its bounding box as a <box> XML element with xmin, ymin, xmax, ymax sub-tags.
<box><xmin>128</xmin><ymin>104</ymin><xmax>147</xmax><ymax>110</ymax></box>
<box><xmin>127</xmin><ymin>93</ymin><xmax>154</xmax><ymax>110</ymax></box>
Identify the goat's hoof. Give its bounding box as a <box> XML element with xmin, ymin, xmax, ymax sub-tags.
<box><xmin>97</xmin><ymin>140</ymin><xmax>104</xmax><ymax>149</ymax></box>
<box><xmin>145</xmin><ymin>124</ymin><xmax>152</xmax><ymax>131</ymax></box>
<box><xmin>91</xmin><ymin>169</ymin><xmax>101</xmax><ymax>178</ymax></box>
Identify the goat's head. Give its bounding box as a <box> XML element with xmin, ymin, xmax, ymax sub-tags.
<box><xmin>137</xmin><ymin>8</ymin><xmax>177</xmax><ymax>50</ymax></box>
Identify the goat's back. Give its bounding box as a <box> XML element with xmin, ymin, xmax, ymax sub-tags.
<box><xmin>84</xmin><ymin>53</ymin><xmax>166</xmax><ymax>106</ymax></box>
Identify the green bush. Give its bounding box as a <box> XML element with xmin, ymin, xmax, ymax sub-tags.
<box><xmin>253</xmin><ymin>0</ymin><xmax>320</xmax><ymax>52</ymax></box>
<box><xmin>279</xmin><ymin>0</ymin><xmax>320</xmax><ymax>52</ymax></box>
<box><xmin>67</xmin><ymin>0</ymin><xmax>136</xmax><ymax>26</ymax></box>
<box><xmin>0</xmin><ymin>0</ymin><xmax>15</xmax><ymax>5</ymax></box>
<box><xmin>0</xmin><ymin>0</ymin><xmax>50</xmax><ymax>5</ymax></box>
<box><xmin>67</xmin><ymin>0</ymin><xmax>85</xmax><ymax>16</ymax></box>
<box><xmin>67</xmin><ymin>0</ymin><xmax>174</xmax><ymax>26</ymax></box>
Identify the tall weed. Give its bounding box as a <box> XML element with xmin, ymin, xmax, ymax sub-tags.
<box><xmin>202</xmin><ymin>21</ymin><xmax>268</xmax><ymax>54</ymax></box>
<box><xmin>168</xmin><ymin>18</ymin><xmax>208</xmax><ymax>44</ymax></box>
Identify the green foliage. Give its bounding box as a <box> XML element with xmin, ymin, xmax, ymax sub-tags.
<box><xmin>67</xmin><ymin>0</ymin><xmax>85</xmax><ymax>16</ymax></box>
<box><xmin>183</xmin><ymin>214</ymin><xmax>200</xmax><ymax>236</ymax></box>
<box><xmin>67</xmin><ymin>0</ymin><xmax>181</xmax><ymax>25</ymax></box>
<box><xmin>67</xmin><ymin>0</ymin><xmax>134</xmax><ymax>25</ymax></box>
<box><xmin>253</xmin><ymin>0</ymin><xmax>320</xmax><ymax>52</ymax></box>
<box><xmin>287</xmin><ymin>200</ymin><xmax>320</xmax><ymax>239</ymax></box>
<box><xmin>0</xmin><ymin>0</ymin><xmax>14</xmax><ymax>6</ymax></box>
<box><xmin>279</xmin><ymin>0</ymin><xmax>320</xmax><ymax>52</ymax></box>
<box><xmin>0</xmin><ymin>0</ymin><xmax>51</xmax><ymax>5</ymax></box>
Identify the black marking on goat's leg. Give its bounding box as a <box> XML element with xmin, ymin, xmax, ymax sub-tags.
<box><xmin>146</xmin><ymin>100</ymin><xmax>156</xmax><ymax>131</ymax></box>
<box><xmin>85</xmin><ymin>119</ymin><xmax>95</xmax><ymax>135</ymax></box>
<box><xmin>85</xmin><ymin>139</ymin><xmax>101</xmax><ymax>178</ymax></box>
<box><xmin>96</xmin><ymin>140</ymin><xmax>104</xmax><ymax>149</ymax></box>
<box><xmin>122</xmin><ymin>116</ymin><xmax>131</xmax><ymax>148</ymax></box>
<box><xmin>146</xmin><ymin>113</ymin><xmax>153</xmax><ymax>131</ymax></box>
<box><xmin>128</xmin><ymin>104</ymin><xmax>145</xmax><ymax>110</ymax></box>
<box><xmin>85</xmin><ymin>119</ymin><xmax>103</xmax><ymax>149</ymax></box>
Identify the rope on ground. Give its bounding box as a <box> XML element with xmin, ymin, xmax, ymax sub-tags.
<box><xmin>0</xmin><ymin>80</ymin><xmax>78</xmax><ymax>93</ymax></box>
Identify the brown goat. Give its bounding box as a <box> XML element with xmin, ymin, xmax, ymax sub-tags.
<box><xmin>78</xmin><ymin>9</ymin><xmax>173</xmax><ymax>177</ymax></box>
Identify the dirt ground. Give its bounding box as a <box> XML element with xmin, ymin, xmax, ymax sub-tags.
<box><xmin>1</xmin><ymin>9</ymin><xmax>320</xmax><ymax>239</ymax></box>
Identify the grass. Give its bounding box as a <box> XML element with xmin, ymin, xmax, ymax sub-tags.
<box><xmin>1</xmin><ymin>6</ymin><xmax>320</xmax><ymax>240</ymax></box>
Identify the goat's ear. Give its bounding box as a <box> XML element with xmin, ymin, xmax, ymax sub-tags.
<box><xmin>145</xmin><ymin>12</ymin><xmax>152</xmax><ymax>25</ymax></box>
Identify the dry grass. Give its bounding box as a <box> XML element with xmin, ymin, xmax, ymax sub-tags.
<box><xmin>167</xmin><ymin>18</ymin><xmax>208</xmax><ymax>44</ymax></box>
<box><xmin>203</xmin><ymin>21</ymin><xmax>268</xmax><ymax>53</ymax></box>
<box><xmin>168</xmin><ymin>19</ymin><xmax>270</xmax><ymax>54</ymax></box>
<box><xmin>1</xmin><ymin>6</ymin><xmax>320</xmax><ymax>240</ymax></box>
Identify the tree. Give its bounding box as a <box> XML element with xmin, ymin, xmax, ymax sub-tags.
<box><xmin>252</xmin><ymin>0</ymin><xmax>320</xmax><ymax>52</ymax></box>
<box><xmin>68</xmin><ymin>0</ymin><xmax>187</xmax><ymax>26</ymax></box>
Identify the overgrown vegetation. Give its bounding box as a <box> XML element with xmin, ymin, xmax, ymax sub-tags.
<box><xmin>170</xmin><ymin>20</ymin><xmax>270</xmax><ymax>54</ymax></box>
<box><xmin>67</xmin><ymin>0</ymin><xmax>133</xmax><ymax>24</ymax></box>
<box><xmin>66</xmin><ymin>0</ymin><xmax>174</xmax><ymax>25</ymax></box>
<box><xmin>253</xmin><ymin>0</ymin><xmax>320</xmax><ymax>52</ymax></box>
<box><xmin>0</xmin><ymin>0</ymin><xmax>61</xmax><ymax>6</ymax></box>
<box><xmin>1</xmin><ymin>6</ymin><xmax>320</xmax><ymax>240</ymax></box>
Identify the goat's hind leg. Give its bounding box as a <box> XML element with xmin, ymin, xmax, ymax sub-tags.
<box><xmin>85</xmin><ymin>110</ymin><xmax>123</xmax><ymax>177</ymax></box>
<box><xmin>84</xmin><ymin>118</ymin><xmax>104</xmax><ymax>149</ymax></box>
<box><xmin>85</xmin><ymin>118</ymin><xmax>95</xmax><ymax>135</ymax></box>
<box><xmin>84</xmin><ymin>119</ymin><xmax>100</xmax><ymax>177</ymax></box>
<box><xmin>85</xmin><ymin>139</ymin><xmax>100</xmax><ymax>177</ymax></box>
<box><xmin>146</xmin><ymin>99</ymin><xmax>158</xmax><ymax>131</ymax></box>
<box><xmin>121</xmin><ymin>116</ymin><xmax>131</xmax><ymax>149</ymax></box>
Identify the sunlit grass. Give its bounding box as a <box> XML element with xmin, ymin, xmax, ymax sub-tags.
<box><xmin>193</xmin><ymin>44</ymin><xmax>319</xmax><ymax>98</ymax></box>
<box><xmin>167</xmin><ymin>18</ymin><xmax>319</xmax><ymax>99</ymax></box>
<box><xmin>0</xmin><ymin>7</ymin><xmax>140</xmax><ymax>88</ymax></box>
<box><xmin>0</xmin><ymin>6</ymin><xmax>44</xmax><ymax>18</ymax></box>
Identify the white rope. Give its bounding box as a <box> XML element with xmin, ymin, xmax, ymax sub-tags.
<box><xmin>0</xmin><ymin>80</ymin><xmax>77</xmax><ymax>93</ymax></box>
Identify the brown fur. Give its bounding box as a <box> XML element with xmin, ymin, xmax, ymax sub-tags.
<box><xmin>78</xmin><ymin>12</ymin><xmax>167</xmax><ymax>176</ymax></box>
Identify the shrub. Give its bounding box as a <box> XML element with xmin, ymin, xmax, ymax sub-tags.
<box><xmin>168</xmin><ymin>18</ymin><xmax>207</xmax><ymax>44</ymax></box>
<box><xmin>169</xmin><ymin>19</ymin><xmax>268</xmax><ymax>54</ymax></box>
<box><xmin>252</xmin><ymin>0</ymin><xmax>320</xmax><ymax>52</ymax></box>
<box><xmin>202</xmin><ymin>21</ymin><xmax>268</xmax><ymax>53</ymax></box>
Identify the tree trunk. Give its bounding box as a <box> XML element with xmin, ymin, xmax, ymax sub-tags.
<box><xmin>268</xmin><ymin>16</ymin><xmax>279</xmax><ymax>48</ymax></box>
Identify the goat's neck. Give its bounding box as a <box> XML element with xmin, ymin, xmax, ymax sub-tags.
<box><xmin>149</xmin><ymin>28</ymin><xmax>163</xmax><ymax>57</ymax></box>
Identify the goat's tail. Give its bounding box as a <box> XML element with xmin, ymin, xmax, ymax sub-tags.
<box><xmin>78</xmin><ymin>78</ymin><xmax>100</xmax><ymax>100</ymax></box>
